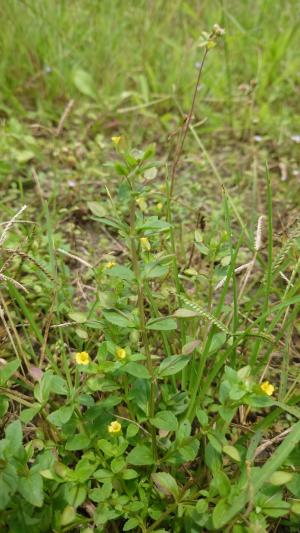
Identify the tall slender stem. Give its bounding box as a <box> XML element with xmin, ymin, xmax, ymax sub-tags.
<box><xmin>129</xmin><ymin>194</ymin><xmax>157</xmax><ymax>460</ymax></box>
<box><xmin>169</xmin><ymin>47</ymin><xmax>209</xmax><ymax>198</ymax></box>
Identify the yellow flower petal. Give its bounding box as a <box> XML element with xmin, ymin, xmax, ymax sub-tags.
<box><xmin>111</xmin><ymin>136</ymin><xmax>122</xmax><ymax>145</ymax></box>
<box><xmin>140</xmin><ymin>237</ymin><xmax>151</xmax><ymax>252</ymax></box>
<box><xmin>75</xmin><ymin>351</ymin><xmax>90</xmax><ymax>365</ymax></box>
<box><xmin>260</xmin><ymin>380</ymin><xmax>275</xmax><ymax>396</ymax></box>
<box><xmin>116</xmin><ymin>347</ymin><xmax>126</xmax><ymax>360</ymax></box>
<box><xmin>104</xmin><ymin>260</ymin><xmax>116</xmax><ymax>269</ymax></box>
<box><xmin>108</xmin><ymin>420</ymin><xmax>121</xmax><ymax>434</ymax></box>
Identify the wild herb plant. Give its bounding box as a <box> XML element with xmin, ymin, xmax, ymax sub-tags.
<box><xmin>1</xmin><ymin>18</ymin><xmax>300</xmax><ymax>533</ymax></box>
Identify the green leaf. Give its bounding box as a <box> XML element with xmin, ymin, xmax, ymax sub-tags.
<box><xmin>106</xmin><ymin>265</ymin><xmax>135</xmax><ymax>282</ymax></box>
<box><xmin>18</xmin><ymin>473</ymin><xmax>44</xmax><ymax>507</ymax></box>
<box><xmin>196</xmin><ymin>499</ymin><xmax>208</xmax><ymax>514</ymax></box>
<box><xmin>111</xmin><ymin>457</ymin><xmax>126</xmax><ymax>474</ymax></box>
<box><xmin>66</xmin><ymin>434</ymin><xmax>90</xmax><ymax>451</ymax></box>
<box><xmin>122</xmin><ymin>469</ymin><xmax>139</xmax><ymax>480</ymax></box>
<box><xmin>47</xmin><ymin>405</ymin><xmax>74</xmax><ymax>427</ymax></box>
<box><xmin>173</xmin><ymin>308</ymin><xmax>198</xmax><ymax>318</ymax></box>
<box><xmin>60</xmin><ymin>505</ymin><xmax>76</xmax><ymax>526</ymax></box>
<box><xmin>0</xmin><ymin>464</ymin><xmax>18</xmax><ymax>510</ymax></box>
<box><xmin>123</xmin><ymin>518</ymin><xmax>140</xmax><ymax>531</ymax></box>
<box><xmin>291</xmin><ymin>501</ymin><xmax>300</xmax><ymax>515</ymax></box>
<box><xmin>247</xmin><ymin>395</ymin><xmax>274</xmax><ymax>408</ymax></box>
<box><xmin>137</xmin><ymin>217</ymin><xmax>170</xmax><ymax>233</ymax></box>
<box><xmin>123</xmin><ymin>362</ymin><xmax>150</xmax><ymax>379</ymax></box>
<box><xmin>287</xmin><ymin>473</ymin><xmax>300</xmax><ymax>497</ymax></box>
<box><xmin>146</xmin><ymin>317</ymin><xmax>177</xmax><ymax>331</ymax></box>
<box><xmin>182</xmin><ymin>339</ymin><xmax>201</xmax><ymax>355</ymax></box>
<box><xmin>269</xmin><ymin>470</ymin><xmax>293</xmax><ymax>485</ymax></box>
<box><xmin>20</xmin><ymin>404</ymin><xmax>41</xmax><ymax>423</ymax></box>
<box><xmin>126</xmin><ymin>424</ymin><xmax>139</xmax><ymax>438</ymax></box>
<box><xmin>0</xmin><ymin>359</ymin><xmax>20</xmax><ymax>385</ymax></box>
<box><xmin>103</xmin><ymin>310</ymin><xmax>133</xmax><ymax>328</ymax></box>
<box><xmin>127</xmin><ymin>445</ymin><xmax>154</xmax><ymax>466</ymax></box>
<box><xmin>73</xmin><ymin>69</ymin><xmax>96</xmax><ymax>98</ymax></box>
<box><xmin>5</xmin><ymin>420</ymin><xmax>23</xmax><ymax>454</ymax></box>
<box><xmin>150</xmin><ymin>410</ymin><xmax>178</xmax><ymax>432</ymax></box>
<box><xmin>157</xmin><ymin>355</ymin><xmax>190</xmax><ymax>377</ymax></box>
<box><xmin>213</xmin><ymin>420</ymin><xmax>300</xmax><ymax>528</ymax></box>
<box><xmin>223</xmin><ymin>445</ymin><xmax>241</xmax><ymax>462</ymax></box>
<box><xmin>93</xmin><ymin>469</ymin><xmax>113</xmax><ymax>482</ymax></box>
<box><xmin>207</xmin><ymin>433</ymin><xmax>222</xmax><ymax>453</ymax></box>
<box><xmin>213</xmin><ymin>470</ymin><xmax>231</xmax><ymax>497</ymax></box>
<box><xmin>15</xmin><ymin>150</ymin><xmax>35</xmax><ymax>163</ymax></box>
<box><xmin>213</xmin><ymin>499</ymin><xmax>230</xmax><ymax>529</ymax></box>
<box><xmin>68</xmin><ymin>311</ymin><xmax>87</xmax><ymax>323</ymax></box>
<box><xmin>143</xmin><ymin>262</ymin><xmax>169</xmax><ymax>279</ymax></box>
<box><xmin>144</xmin><ymin>167</ymin><xmax>158</xmax><ymax>180</ymax></box>
<box><xmin>151</xmin><ymin>472</ymin><xmax>179</xmax><ymax>499</ymax></box>
<box><xmin>209</xmin><ymin>332</ymin><xmax>227</xmax><ymax>353</ymax></box>
<box><xmin>87</xmin><ymin>201</ymin><xmax>106</xmax><ymax>217</ymax></box>
<box><xmin>90</xmin><ymin>481</ymin><xmax>112</xmax><ymax>502</ymax></box>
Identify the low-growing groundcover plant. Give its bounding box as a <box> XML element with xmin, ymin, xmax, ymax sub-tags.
<box><xmin>1</xmin><ymin>26</ymin><xmax>300</xmax><ymax>533</ymax></box>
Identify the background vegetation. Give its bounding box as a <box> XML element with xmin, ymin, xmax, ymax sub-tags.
<box><xmin>0</xmin><ymin>1</ymin><xmax>300</xmax><ymax>532</ymax></box>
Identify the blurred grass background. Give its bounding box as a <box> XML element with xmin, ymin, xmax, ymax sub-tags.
<box><xmin>0</xmin><ymin>0</ymin><xmax>299</xmax><ymax>137</ymax></box>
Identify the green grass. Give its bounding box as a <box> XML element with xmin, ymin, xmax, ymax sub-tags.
<box><xmin>1</xmin><ymin>1</ymin><xmax>300</xmax><ymax>532</ymax></box>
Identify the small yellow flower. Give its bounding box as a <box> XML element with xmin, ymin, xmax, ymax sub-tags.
<box><xmin>136</xmin><ymin>197</ymin><xmax>147</xmax><ymax>212</ymax></box>
<box><xmin>140</xmin><ymin>237</ymin><xmax>151</xmax><ymax>252</ymax></box>
<box><xmin>108</xmin><ymin>420</ymin><xmax>121</xmax><ymax>434</ymax></box>
<box><xmin>260</xmin><ymin>380</ymin><xmax>275</xmax><ymax>396</ymax></box>
<box><xmin>75</xmin><ymin>351</ymin><xmax>90</xmax><ymax>365</ymax></box>
<box><xmin>156</xmin><ymin>202</ymin><xmax>163</xmax><ymax>210</ymax></box>
<box><xmin>111</xmin><ymin>136</ymin><xmax>122</xmax><ymax>145</ymax></box>
<box><xmin>116</xmin><ymin>347</ymin><xmax>126</xmax><ymax>360</ymax></box>
<box><xmin>104</xmin><ymin>260</ymin><xmax>116</xmax><ymax>269</ymax></box>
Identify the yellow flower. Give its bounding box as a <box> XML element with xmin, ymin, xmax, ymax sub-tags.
<box><xmin>108</xmin><ymin>420</ymin><xmax>121</xmax><ymax>434</ymax></box>
<box><xmin>260</xmin><ymin>380</ymin><xmax>275</xmax><ymax>396</ymax></box>
<box><xmin>104</xmin><ymin>260</ymin><xmax>116</xmax><ymax>269</ymax></box>
<box><xmin>116</xmin><ymin>347</ymin><xmax>126</xmax><ymax>360</ymax></box>
<box><xmin>75</xmin><ymin>351</ymin><xmax>90</xmax><ymax>365</ymax></box>
<box><xmin>156</xmin><ymin>202</ymin><xmax>163</xmax><ymax>210</ymax></box>
<box><xmin>140</xmin><ymin>237</ymin><xmax>151</xmax><ymax>252</ymax></box>
<box><xmin>136</xmin><ymin>197</ymin><xmax>147</xmax><ymax>212</ymax></box>
<box><xmin>111</xmin><ymin>136</ymin><xmax>122</xmax><ymax>145</ymax></box>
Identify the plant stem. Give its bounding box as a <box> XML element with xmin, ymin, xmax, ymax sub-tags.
<box><xmin>170</xmin><ymin>47</ymin><xmax>209</xmax><ymax>198</ymax></box>
<box><xmin>129</xmin><ymin>194</ymin><xmax>157</xmax><ymax>460</ymax></box>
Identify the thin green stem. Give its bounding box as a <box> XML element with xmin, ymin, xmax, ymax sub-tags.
<box><xmin>129</xmin><ymin>193</ymin><xmax>157</xmax><ymax>460</ymax></box>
